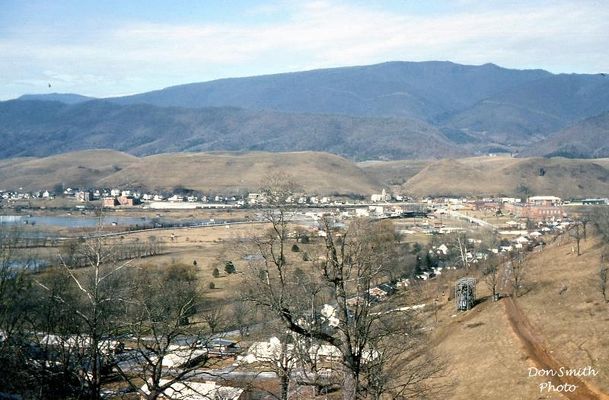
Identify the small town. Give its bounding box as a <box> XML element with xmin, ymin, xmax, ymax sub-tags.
<box><xmin>2</xmin><ymin>1</ymin><xmax>609</xmax><ymax>399</ymax></box>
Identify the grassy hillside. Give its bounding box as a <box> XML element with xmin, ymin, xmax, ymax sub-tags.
<box><xmin>423</xmin><ymin>231</ymin><xmax>609</xmax><ymax>399</ymax></box>
<box><xmin>98</xmin><ymin>151</ymin><xmax>381</xmax><ymax>194</ymax></box>
<box><xmin>0</xmin><ymin>150</ymin><xmax>137</xmax><ymax>191</ymax></box>
<box><xmin>4</xmin><ymin>151</ymin><xmax>609</xmax><ymax>198</ymax></box>
<box><xmin>359</xmin><ymin>156</ymin><xmax>609</xmax><ymax>198</ymax></box>
<box><xmin>515</xmin><ymin>233</ymin><xmax>609</xmax><ymax>395</ymax></box>
<box><xmin>0</xmin><ymin>150</ymin><xmax>380</xmax><ymax>195</ymax></box>
<box><xmin>398</xmin><ymin>156</ymin><xmax>609</xmax><ymax>198</ymax></box>
<box><xmin>357</xmin><ymin>159</ymin><xmax>431</xmax><ymax>186</ymax></box>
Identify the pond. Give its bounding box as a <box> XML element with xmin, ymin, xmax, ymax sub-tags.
<box><xmin>0</xmin><ymin>215</ymin><xmax>212</xmax><ymax>229</ymax></box>
<box><xmin>1</xmin><ymin>215</ymin><xmax>154</xmax><ymax>228</ymax></box>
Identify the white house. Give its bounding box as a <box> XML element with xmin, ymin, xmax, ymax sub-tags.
<box><xmin>168</xmin><ymin>195</ymin><xmax>184</xmax><ymax>202</ymax></box>
<box><xmin>437</xmin><ymin>244</ymin><xmax>449</xmax><ymax>255</ymax></box>
<box><xmin>140</xmin><ymin>379</ymin><xmax>243</xmax><ymax>400</ymax></box>
<box><xmin>371</xmin><ymin>189</ymin><xmax>391</xmax><ymax>203</ymax></box>
<box><xmin>355</xmin><ymin>208</ymin><xmax>370</xmax><ymax>218</ymax></box>
<box><xmin>320</xmin><ymin>304</ymin><xmax>340</xmax><ymax>327</ymax></box>
<box><xmin>160</xmin><ymin>345</ymin><xmax>208</xmax><ymax>369</ymax></box>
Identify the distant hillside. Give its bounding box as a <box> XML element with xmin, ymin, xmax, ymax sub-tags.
<box><xmin>0</xmin><ymin>150</ymin><xmax>380</xmax><ymax>195</ymax></box>
<box><xmin>17</xmin><ymin>93</ymin><xmax>95</xmax><ymax>104</ymax></box>
<box><xmin>0</xmin><ymin>99</ymin><xmax>465</xmax><ymax>160</ymax></box>
<box><xmin>357</xmin><ymin>159</ymin><xmax>431</xmax><ymax>186</ymax></box>
<box><xmin>99</xmin><ymin>151</ymin><xmax>380</xmax><ymax>194</ymax></box>
<box><xmin>4</xmin><ymin>151</ymin><xmax>609</xmax><ymax>198</ymax></box>
<box><xmin>10</xmin><ymin>61</ymin><xmax>609</xmax><ymax>159</ymax></box>
<box><xmin>443</xmin><ymin>73</ymin><xmax>609</xmax><ymax>145</ymax></box>
<box><xmin>398</xmin><ymin>156</ymin><xmax>609</xmax><ymax>198</ymax></box>
<box><xmin>0</xmin><ymin>150</ymin><xmax>137</xmax><ymax>191</ymax></box>
<box><xmin>523</xmin><ymin>111</ymin><xmax>609</xmax><ymax>158</ymax></box>
<box><xmin>110</xmin><ymin>61</ymin><xmax>550</xmax><ymax>122</ymax></box>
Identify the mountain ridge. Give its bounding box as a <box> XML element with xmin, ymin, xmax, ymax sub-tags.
<box><xmin>7</xmin><ymin>60</ymin><xmax>609</xmax><ymax>160</ymax></box>
<box><xmin>0</xmin><ymin>99</ymin><xmax>465</xmax><ymax>160</ymax></box>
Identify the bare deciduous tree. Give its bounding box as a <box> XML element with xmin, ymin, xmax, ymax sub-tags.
<box><xmin>116</xmin><ymin>263</ymin><xmax>213</xmax><ymax>400</ymax></box>
<box><xmin>26</xmin><ymin>227</ymin><xmax>133</xmax><ymax>399</ymax></box>
<box><xmin>232</xmin><ymin>301</ymin><xmax>255</xmax><ymax>339</ymax></box>
<box><xmin>592</xmin><ymin>207</ymin><xmax>609</xmax><ymax>243</ymax></box>
<box><xmin>482</xmin><ymin>257</ymin><xmax>500</xmax><ymax>301</ymax></box>
<box><xmin>243</xmin><ymin>175</ymin><xmax>441</xmax><ymax>400</ymax></box>
<box><xmin>201</xmin><ymin>304</ymin><xmax>225</xmax><ymax>335</ymax></box>
<box><xmin>508</xmin><ymin>251</ymin><xmax>527</xmax><ymax>297</ymax></box>
<box><xmin>53</xmin><ymin>234</ymin><xmax>131</xmax><ymax>399</ymax></box>
<box><xmin>0</xmin><ymin>227</ymin><xmax>41</xmax><ymax>396</ymax></box>
<box><xmin>569</xmin><ymin>222</ymin><xmax>584</xmax><ymax>256</ymax></box>
<box><xmin>456</xmin><ymin>233</ymin><xmax>470</xmax><ymax>270</ymax></box>
<box><xmin>600</xmin><ymin>256</ymin><xmax>608</xmax><ymax>303</ymax></box>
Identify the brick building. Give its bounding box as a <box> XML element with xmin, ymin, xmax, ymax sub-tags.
<box><xmin>503</xmin><ymin>195</ymin><xmax>564</xmax><ymax>220</ymax></box>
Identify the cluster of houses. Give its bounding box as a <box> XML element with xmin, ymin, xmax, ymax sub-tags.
<box><xmin>140</xmin><ymin>380</ymin><xmax>244</xmax><ymax>400</ymax></box>
<box><xmin>422</xmin><ymin>195</ymin><xmax>608</xmax><ymax>221</ymax></box>
<box><xmin>0</xmin><ymin>189</ymin><xmax>55</xmax><ymax>201</ymax></box>
<box><xmin>108</xmin><ymin>337</ymin><xmax>248</xmax><ymax>399</ymax></box>
<box><xmin>412</xmin><ymin>215</ymin><xmax>577</xmax><ymax>283</ymax></box>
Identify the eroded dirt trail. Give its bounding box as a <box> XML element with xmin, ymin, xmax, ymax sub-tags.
<box><xmin>503</xmin><ymin>296</ymin><xmax>609</xmax><ymax>400</ymax></box>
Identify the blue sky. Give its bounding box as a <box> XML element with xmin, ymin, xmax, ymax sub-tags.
<box><xmin>1</xmin><ymin>0</ymin><xmax>608</xmax><ymax>100</ymax></box>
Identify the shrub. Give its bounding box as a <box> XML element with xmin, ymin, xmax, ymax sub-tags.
<box><xmin>224</xmin><ymin>261</ymin><xmax>236</xmax><ymax>274</ymax></box>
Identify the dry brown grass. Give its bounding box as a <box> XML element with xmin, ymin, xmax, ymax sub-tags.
<box><xmin>402</xmin><ymin>156</ymin><xmax>609</xmax><ymax>198</ymax></box>
<box><xmin>402</xmin><ymin>268</ymin><xmax>547</xmax><ymax>400</ymax></box>
<box><xmin>99</xmin><ymin>151</ymin><xmax>380</xmax><ymax>195</ymax></box>
<box><xmin>517</xmin><ymin>233</ymin><xmax>609</xmax><ymax>394</ymax></box>
<box><xmin>0</xmin><ymin>149</ymin><xmax>137</xmax><ymax>190</ymax></box>
<box><xmin>5</xmin><ymin>150</ymin><xmax>609</xmax><ymax>200</ymax></box>
<box><xmin>404</xmin><ymin>230</ymin><xmax>609</xmax><ymax>399</ymax></box>
<box><xmin>1</xmin><ymin>150</ymin><xmax>380</xmax><ymax>194</ymax></box>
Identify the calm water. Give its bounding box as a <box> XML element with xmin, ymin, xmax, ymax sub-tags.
<box><xmin>0</xmin><ymin>215</ymin><xmax>212</xmax><ymax>228</ymax></box>
<box><xmin>0</xmin><ymin>215</ymin><xmax>152</xmax><ymax>228</ymax></box>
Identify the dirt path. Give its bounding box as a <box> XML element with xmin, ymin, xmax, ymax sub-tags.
<box><xmin>503</xmin><ymin>296</ymin><xmax>609</xmax><ymax>400</ymax></box>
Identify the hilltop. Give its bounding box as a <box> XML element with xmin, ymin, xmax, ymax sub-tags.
<box><xmin>98</xmin><ymin>151</ymin><xmax>381</xmax><ymax>194</ymax></box>
<box><xmin>109</xmin><ymin>61</ymin><xmax>551</xmax><ymax>122</ymax></box>
<box><xmin>360</xmin><ymin>156</ymin><xmax>609</xmax><ymax>198</ymax></box>
<box><xmin>0</xmin><ymin>150</ymin><xmax>380</xmax><ymax>195</ymax></box>
<box><xmin>0</xmin><ymin>150</ymin><xmax>137</xmax><ymax>191</ymax></box>
<box><xmin>3</xmin><ymin>150</ymin><xmax>609</xmax><ymax>199</ymax></box>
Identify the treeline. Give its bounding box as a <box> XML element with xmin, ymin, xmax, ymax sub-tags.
<box><xmin>58</xmin><ymin>236</ymin><xmax>165</xmax><ymax>268</ymax></box>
